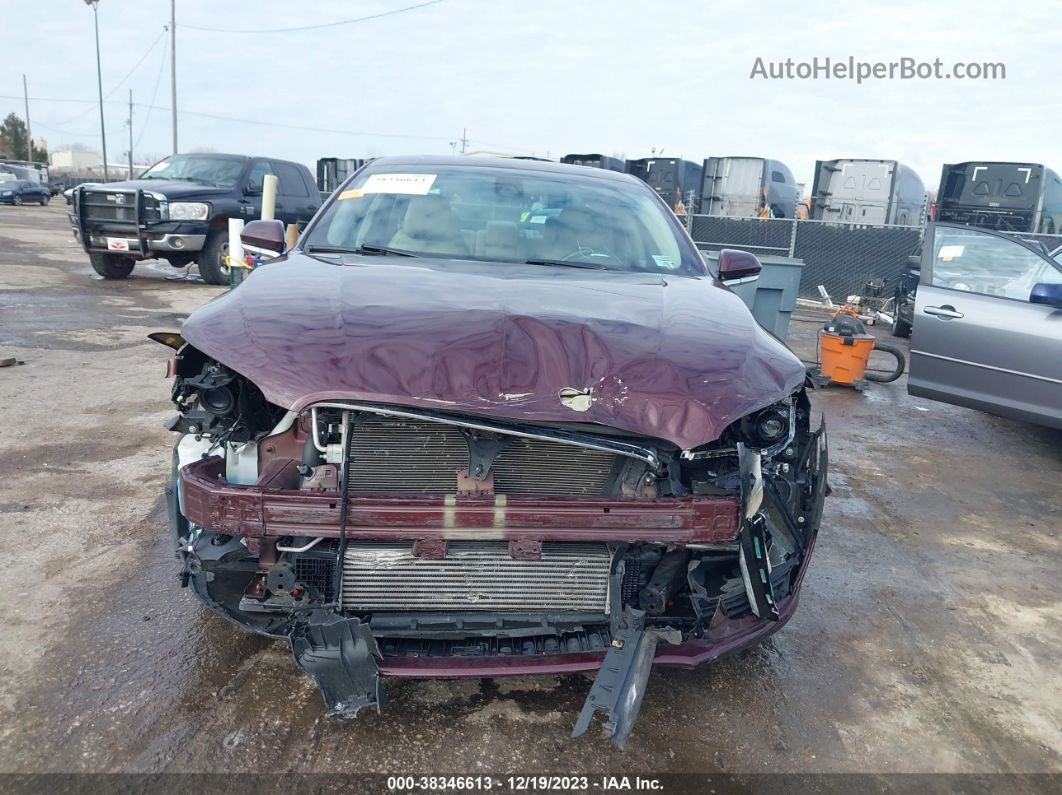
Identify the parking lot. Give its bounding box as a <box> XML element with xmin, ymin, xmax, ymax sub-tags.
<box><xmin>1</xmin><ymin>203</ymin><xmax>1060</xmax><ymax>778</ymax></box>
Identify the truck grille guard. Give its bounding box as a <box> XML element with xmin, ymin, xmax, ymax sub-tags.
<box><xmin>75</xmin><ymin>186</ymin><xmax>163</xmax><ymax>255</ymax></box>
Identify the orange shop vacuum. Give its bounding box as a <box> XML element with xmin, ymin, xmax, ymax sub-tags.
<box><xmin>808</xmin><ymin>307</ymin><xmax>905</xmax><ymax>391</ymax></box>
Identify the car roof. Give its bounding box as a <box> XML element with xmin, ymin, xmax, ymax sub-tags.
<box><xmin>365</xmin><ymin>154</ymin><xmax>641</xmax><ymax>185</ymax></box>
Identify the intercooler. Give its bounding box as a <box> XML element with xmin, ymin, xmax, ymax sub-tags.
<box><xmin>340</xmin><ymin>541</ymin><xmax>613</xmax><ymax>612</ymax></box>
<box><xmin>346</xmin><ymin>415</ymin><xmax>619</xmax><ymax>497</ymax></box>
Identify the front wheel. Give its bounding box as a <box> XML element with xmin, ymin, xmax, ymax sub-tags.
<box><xmin>40</xmin><ymin>194</ymin><xmax>49</xmax><ymax>206</ymax></box>
<box><xmin>196</xmin><ymin>230</ymin><xmax>230</xmax><ymax>286</ymax></box>
<box><xmin>891</xmin><ymin>308</ymin><xmax>912</xmax><ymax>338</ymax></box>
<box><xmin>13</xmin><ymin>195</ymin><xmax>22</xmax><ymax>206</ymax></box>
<box><xmin>89</xmin><ymin>251</ymin><xmax>135</xmax><ymax>279</ymax></box>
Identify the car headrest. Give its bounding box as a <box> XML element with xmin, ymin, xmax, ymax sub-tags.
<box><xmin>401</xmin><ymin>195</ymin><xmax>459</xmax><ymax>239</ymax></box>
<box><xmin>481</xmin><ymin>220</ymin><xmax>519</xmax><ymax>257</ymax></box>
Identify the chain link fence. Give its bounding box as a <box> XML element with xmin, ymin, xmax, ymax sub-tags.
<box><xmin>684</xmin><ymin>214</ymin><xmax>1062</xmax><ymax>302</ymax></box>
<box><xmin>686</xmin><ymin>215</ymin><xmax>923</xmax><ymax>301</ymax></box>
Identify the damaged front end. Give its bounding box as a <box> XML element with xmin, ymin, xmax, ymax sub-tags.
<box><xmin>159</xmin><ymin>337</ymin><xmax>828</xmax><ymax>745</ymax></box>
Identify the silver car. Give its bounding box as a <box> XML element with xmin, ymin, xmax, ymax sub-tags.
<box><xmin>909</xmin><ymin>223</ymin><xmax>1062</xmax><ymax>428</ymax></box>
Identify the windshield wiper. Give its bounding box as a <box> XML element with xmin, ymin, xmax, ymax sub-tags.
<box><xmin>305</xmin><ymin>244</ymin><xmax>419</xmax><ymax>258</ymax></box>
<box><xmin>524</xmin><ymin>258</ymin><xmax>611</xmax><ymax>270</ymax></box>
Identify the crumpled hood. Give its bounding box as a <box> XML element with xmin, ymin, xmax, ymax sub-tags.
<box><xmin>180</xmin><ymin>255</ymin><xmax>805</xmax><ymax>450</ymax></box>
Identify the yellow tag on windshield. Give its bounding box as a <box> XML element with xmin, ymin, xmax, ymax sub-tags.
<box><xmin>338</xmin><ymin>189</ymin><xmax>364</xmax><ymax>200</ymax></box>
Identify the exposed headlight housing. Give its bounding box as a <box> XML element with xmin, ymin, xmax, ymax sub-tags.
<box><xmin>169</xmin><ymin>201</ymin><xmax>210</xmax><ymax>221</ymax></box>
<box><xmin>681</xmin><ymin>395</ymin><xmax>798</xmax><ymax>463</ymax></box>
<box><xmin>739</xmin><ymin>404</ymin><xmax>791</xmax><ymax>448</ymax></box>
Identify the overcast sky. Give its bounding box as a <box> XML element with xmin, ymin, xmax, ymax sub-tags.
<box><xmin>2</xmin><ymin>0</ymin><xmax>1058</xmax><ymax>190</ymax></box>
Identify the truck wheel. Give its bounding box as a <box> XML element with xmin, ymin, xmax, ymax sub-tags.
<box><xmin>89</xmin><ymin>252</ymin><xmax>135</xmax><ymax>279</ymax></box>
<box><xmin>891</xmin><ymin>310</ymin><xmax>912</xmax><ymax>338</ymax></box>
<box><xmin>197</xmin><ymin>230</ymin><xmax>230</xmax><ymax>286</ymax></box>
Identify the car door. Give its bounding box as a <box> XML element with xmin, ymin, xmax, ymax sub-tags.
<box><xmin>270</xmin><ymin>160</ymin><xmax>311</xmax><ymax>226</ymax></box>
<box><xmin>239</xmin><ymin>160</ymin><xmax>272</xmax><ymax>220</ymax></box>
<box><xmin>908</xmin><ymin>223</ymin><xmax>1062</xmax><ymax>428</ymax></box>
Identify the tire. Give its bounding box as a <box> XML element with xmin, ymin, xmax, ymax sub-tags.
<box><xmin>13</xmin><ymin>195</ymin><xmax>22</xmax><ymax>206</ymax></box>
<box><xmin>891</xmin><ymin>308</ymin><xmax>912</xmax><ymax>338</ymax></box>
<box><xmin>40</xmin><ymin>194</ymin><xmax>49</xmax><ymax>206</ymax></box>
<box><xmin>89</xmin><ymin>251</ymin><xmax>135</xmax><ymax>279</ymax></box>
<box><xmin>865</xmin><ymin>341</ymin><xmax>906</xmax><ymax>383</ymax></box>
<box><xmin>196</xmin><ymin>230</ymin><xmax>230</xmax><ymax>286</ymax></box>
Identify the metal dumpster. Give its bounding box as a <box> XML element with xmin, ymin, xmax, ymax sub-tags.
<box><xmin>704</xmin><ymin>253</ymin><xmax>803</xmax><ymax>340</ymax></box>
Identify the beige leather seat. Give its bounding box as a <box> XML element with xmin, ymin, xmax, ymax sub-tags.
<box><xmin>389</xmin><ymin>195</ymin><xmax>470</xmax><ymax>256</ymax></box>
<box><xmin>475</xmin><ymin>220</ymin><xmax>521</xmax><ymax>260</ymax></box>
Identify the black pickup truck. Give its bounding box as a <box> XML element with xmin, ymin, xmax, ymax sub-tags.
<box><xmin>70</xmin><ymin>153</ymin><xmax>321</xmax><ymax>284</ymax></box>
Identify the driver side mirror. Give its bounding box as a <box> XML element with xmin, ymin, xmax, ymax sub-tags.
<box><xmin>718</xmin><ymin>248</ymin><xmax>762</xmax><ymax>284</ymax></box>
<box><xmin>1030</xmin><ymin>282</ymin><xmax>1062</xmax><ymax>309</ymax></box>
<box><xmin>241</xmin><ymin>219</ymin><xmax>287</xmax><ymax>258</ymax></box>
<box><xmin>907</xmin><ymin>255</ymin><xmax>922</xmax><ymax>269</ymax></box>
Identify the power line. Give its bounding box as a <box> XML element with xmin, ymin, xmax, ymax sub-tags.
<box><xmin>163</xmin><ymin>105</ymin><xmax>453</xmax><ymax>141</ymax></box>
<box><xmin>9</xmin><ymin>93</ymin><xmax>535</xmax><ymax>154</ymax></box>
<box><xmin>31</xmin><ymin>119</ymin><xmax>121</xmax><ymax>138</ymax></box>
<box><xmin>18</xmin><ymin>94</ymin><xmax>455</xmax><ymax>143</ymax></box>
<box><xmin>0</xmin><ymin>94</ymin><xmax>96</xmax><ymax>104</ymax></box>
<box><xmin>52</xmin><ymin>27</ymin><xmax>167</xmax><ymax>126</ymax></box>
<box><xmin>133</xmin><ymin>33</ymin><xmax>169</xmax><ymax>151</ymax></box>
<box><xmin>181</xmin><ymin>0</ymin><xmax>447</xmax><ymax>34</ymax></box>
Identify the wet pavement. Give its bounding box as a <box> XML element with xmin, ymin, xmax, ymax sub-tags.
<box><xmin>0</xmin><ymin>204</ymin><xmax>1060</xmax><ymax>778</ymax></box>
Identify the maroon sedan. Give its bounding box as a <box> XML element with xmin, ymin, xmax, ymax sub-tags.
<box><xmin>156</xmin><ymin>156</ymin><xmax>828</xmax><ymax>748</ymax></box>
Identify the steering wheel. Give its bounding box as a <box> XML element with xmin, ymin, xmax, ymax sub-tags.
<box><xmin>561</xmin><ymin>246</ymin><xmax>623</xmax><ymax>266</ymax></box>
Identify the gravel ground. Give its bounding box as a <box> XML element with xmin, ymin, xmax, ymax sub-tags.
<box><xmin>0</xmin><ymin>204</ymin><xmax>1059</xmax><ymax>785</ymax></box>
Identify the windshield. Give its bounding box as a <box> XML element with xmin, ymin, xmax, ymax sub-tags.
<box><xmin>933</xmin><ymin>228</ymin><xmax>1062</xmax><ymax>297</ymax></box>
<box><xmin>139</xmin><ymin>155</ymin><xmax>245</xmax><ymax>188</ymax></box>
<box><xmin>303</xmin><ymin>165</ymin><xmax>702</xmax><ymax>275</ymax></box>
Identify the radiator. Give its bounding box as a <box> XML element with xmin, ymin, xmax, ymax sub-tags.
<box><xmin>340</xmin><ymin>541</ymin><xmax>612</xmax><ymax>612</ymax></box>
<box><xmin>346</xmin><ymin>415</ymin><xmax>617</xmax><ymax>497</ymax></box>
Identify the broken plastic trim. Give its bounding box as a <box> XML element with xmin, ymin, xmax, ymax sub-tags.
<box><xmin>147</xmin><ymin>331</ymin><xmax>186</xmax><ymax>350</ymax></box>
<box><xmin>289</xmin><ymin>608</ymin><xmax>386</xmax><ymax>719</ymax></box>
<box><xmin>736</xmin><ymin>442</ymin><xmax>779</xmax><ymax>621</ymax></box>
<box><xmin>571</xmin><ymin>607</ymin><xmax>681</xmax><ymax>749</ymax></box>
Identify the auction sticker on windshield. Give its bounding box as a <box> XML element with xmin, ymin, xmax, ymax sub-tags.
<box><xmin>361</xmin><ymin>173</ymin><xmax>436</xmax><ymax>195</ymax></box>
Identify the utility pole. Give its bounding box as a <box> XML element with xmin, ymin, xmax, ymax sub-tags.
<box><xmin>22</xmin><ymin>74</ymin><xmax>32</xmax><ymax>162</ymax></box>
<box><xmin>170</xmin><ymin>0</ymin><xmax>178</xmax><ymax>154</ymax></box>
<box><xmin>127</xmin><ymin>89</ymin><xmax>134</xmax><ymax>178</ymax></box>
<box><xmin>86</xmin><ymin>0</ymin><xmax>109</xmax><ymax>181</ymax></box>
<box><xmin>460</xmin><ymin>127</ymin><xmax>468</xmax><ymax>155</ymax></box>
